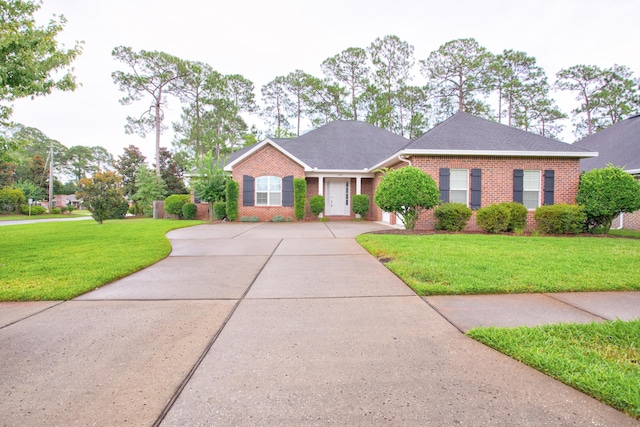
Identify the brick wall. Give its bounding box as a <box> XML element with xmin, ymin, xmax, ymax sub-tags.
<box><xmin>613</xmin><ymin>211</ymin><xmax>640</xmax><ymax>231</ymax></box>
<box><xmin>378</xmin><ymin>156</ymin><xmax>582</xmax><ymax>231</ymax></box>
<box><xmin>232</xmin><ymin>144</ymin><xmax>305</xmax><ymax>221</ymax></box>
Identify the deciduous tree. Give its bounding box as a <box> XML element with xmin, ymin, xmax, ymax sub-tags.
<box><xmin>76</xmin><ymin>171</ymin><xmax>126</xmax><ymax>224</ymax></box>
<box><xmin>0</xmin><ymin>0</ymin><xmax>82</xmax><ymax>125</ymax></box>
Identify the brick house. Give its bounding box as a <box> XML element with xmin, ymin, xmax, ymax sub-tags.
<box><xmin>225</xmin><ymin>112</ymin><xmax>596</xmax><ymax>230</ymax></box>
<box><xmin>575</xmin><ymin>114</ymin><xmax>640</xmax><ymax>230</ymax></box>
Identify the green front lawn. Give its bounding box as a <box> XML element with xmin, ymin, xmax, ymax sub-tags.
<box><xmin>0</xmin><ymin>218</ymin><xmax>203</xmax><ymax>301</ymax></box>
<box><xmin>0</xmin><ymin>210</ymin><xmax>92</xmax><ymax>221</ymax></box>
<box><xmin>356</xmin><ymin>233</ymin><xmax>640</xmax><ymax>295</ymax></box>
<box><xmin>468</xmin><ymin>320</ymin><xmax>640</xmax><ymax>420</ymax></box>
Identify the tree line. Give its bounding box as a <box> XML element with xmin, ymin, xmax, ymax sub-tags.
<box><xmin>111</xmin><ymin>35</ymin><xmax>640</xmax><ymax>172</ymax></box>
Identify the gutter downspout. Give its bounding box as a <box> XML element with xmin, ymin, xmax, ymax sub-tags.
<box><xmin>398</xmin><ymin>155</ymin><xmax>412</xmax><ymax>166</ymax></box>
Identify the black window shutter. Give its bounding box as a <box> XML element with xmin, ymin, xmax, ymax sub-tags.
<box><xmin>439</xmin><ymin>168</ymin><xmax>450</xmax><ymax>203</ymax></box>
<box><xmin>543</xmin><ymin>170</ymin><xmax>554</xmax><ymax>205</ymax></box>
<box><xmin>243</xmin><ymin>175</ymin><xmax>255</xmax><ymax>206</ymax></box>
<box><xmin>282</xmin><ymin>175</ymin><xmax>294</xmax><ymax>207</ymax></box>
<box><xmin>470</xmin><ymin>168</ymin><xmax>482</xmax><ymax>210</ymax></box>
<box><xmin>513</xmin><ymin>169</ymin><xmax>524</xmax><ymax>203</ymax></box>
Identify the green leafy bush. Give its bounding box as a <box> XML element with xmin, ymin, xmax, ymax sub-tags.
<box><xmin>352</xmin><ymin>194</ymin><xmax>370</xmax><ymax>217</ymax></box>
<box><xmin>240</xmin><ymin>215</ymin><xmax>259</xmax><ymax>222</ymax></box>
<box><xmin>59</xmin><ymin>206</ymin><xmax>68</xmax><ymax>214</ymax></box>
<box><xmin>501</xmin><ymin>202</ymin><xmax>528</xmax><ymax>231</ymax></box>
<box><xmin>111</xmin><ymin>199</ymin><xmax>130</xmax><ymax>219</ymax></box>
<box><xmin>66</xmin><ymin>205</ymin><xmax>75</xmax><ymax>213</ymax></box>
<box><xmin>577</xmin><ymin>165</ymin><xmax>640</xmax><ymax>232</ymax></box>
<box><xmin>19</xmin><ymin>204</ymin><xmax>46</xmax><ymax>215</ymax></box>
<box><xmin>476</xmin><ymin>203</ymin><xmax>511</xmax><ymax>233</ymax></box>
<box><xmin>293</xmin><ymin>178</ymin><xmax>306</xmax><ymax>221</ymax></box>
<box><xmin>164</xmin><ymin>194</ymin><xmax>190</xmax><ymax>218</ymax></box>
<box><xmin>535</xmin><ymin>204</ymin><xmax>586</xmax><ymax>234</ymax></box>
<box><xmin>374</xmin><ymin>166</ymin><xmax>440</xmax><ymax>230</ymax></box>
<box><xmin>51</xmin><ymin>207</ymin><xmax>61</xmax><ymax>214</ymax></box>
<box><xmin>310</xmin><ymin>195</ymin><xmax>325</xmax><ymax>218</ymax></box>
<box><xmin>434</xmin><ymin>202</ymin><xmax>472</xmax><ymax>231</ymax></box>
<box><xmin>225</xmin><ymin>180</ymin><xmax>239</xmax><ymax>221</ymax></box>
<box><xmin>272</xmin><ymin>215</ymin><xmax>285</xmax><ymax>222</ymax></box>
<box><xmin>0</xmin><ymin>187</ymin><xmax>25</xmax><ymax>213</ymax></box>
<box><xmin>213</xmin><ymin>201</ymin><xmax>226</xmax><ymax>220</ymax></box>
<box><xmin>182</xmin><ymin>203</ymin><xmax>198</xmax><ymax>220</ymax></box>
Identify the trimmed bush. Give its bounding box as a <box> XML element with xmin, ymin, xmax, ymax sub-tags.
<box><xmin>51</xmin><ymin>207</ymin><xmax>61</xmax><ymax>214</ymax></box>
<box><xmin>164</xmin><ymin>194</ymin><xmax>190</xmax><ymax>218</ymax></box>
<box><xmin>213</xmin><ymin>201</ymin><xmax>226</xmax><ymax>220</ymax></box>
<box><xmin>434</xmin><ymin>203</ymin><xmax>473</xmax><ymax>231</ymax></box>
<box><xmin>476</xmin><ymin>203</ymin><xmax>511</xmax><ymax>233</ymax></box>
<box><xmin>67</xmin><ymin>205</ymin><xmax>75</xmax><ymax>213</ymax></box>
<box><xmin>352</xmin><ymin>194</ymin><xmax>370</xmax><ymax>218</ymax></box>
<box><xmin>182</xmin><ymin>203</ymin><xmax>198</xmax><ymax>220</ymax></box>
<box><xmin>240</xmin><ymin>215</ymin><xmax>259</xmax><ymax>222</ymax></box>
<box><xmin>19</xmin><ymin>204</ymin><xmax>46</xmax><ymax>215</ymax></box>
<box><xmin>272</xmin><ymin>215</ymin><xmax>285</xmax><ymax>222</ymax></box>
<box><xmin>501</xmin><ymin>202</ymin><xmax>528</xmax><ymax>232</ymax></box>
<box><xmin>310</xmin><ymin>195</ymin><xmax>325</xmax><ymax>218</ymax></box>
<box><xmin>59</xmin><ymin>206</ymin><xmax>68</xmax><ymax>214</ymax></box>
<box><xmin>225</xmin><ymin>180</ymin><xmax>239</xmax><ymax>221</ymax></box>
<box><xmin>535</xmin><ymin>204</ymin><xmax>586</xmax><ymax>235</ymax></box>
<box><xmin>293</xmin><ymin>178</ymin><xmax>306</xmax><ymax>221</ymax></box>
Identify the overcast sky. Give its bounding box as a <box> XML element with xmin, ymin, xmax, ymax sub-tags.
<box><xmin>11</xmin><ymin>0</ymin><xmax>640</xmax><ymax>162</ymax></box>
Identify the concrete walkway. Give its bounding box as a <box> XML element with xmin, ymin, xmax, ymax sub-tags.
<box><xmin>0</xmin><ymin>222</ymin><xmax>638</xmax><ymax>426</ymax></box>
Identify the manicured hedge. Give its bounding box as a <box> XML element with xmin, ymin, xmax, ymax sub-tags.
<box><xmin>434</xmin><ymin>202</ymin><xmax>472</xmax><ymax>231</ymax></box>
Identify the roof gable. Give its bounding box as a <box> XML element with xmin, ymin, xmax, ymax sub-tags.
<box><xmin>406</xmin><ymin>112</ymin><xmax>595</xmax><ymax>156</ymax></box>
<box><xmin>575</xmin><ymin>115</ymin><xmax>640</xmax><ymax>172</ymax></box>
<box><xmin>278</xmin><ymin>120</ymin><xmax>410</xmax><ymax>170</ymax></box>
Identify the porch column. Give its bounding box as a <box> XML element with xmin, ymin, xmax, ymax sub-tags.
<box><xmin>318</xmin><ymin>176</ymin><xmax>324</xmax><ymax>196</ymax></box>
<box><xmin>356</xmin><ymin>177</ymin><xmax>362</xmax><ymax>195</ymax></box>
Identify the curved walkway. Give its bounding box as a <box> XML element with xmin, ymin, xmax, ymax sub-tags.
<box><xmin>0</xmin><ymin>222</ymin><xmax>637</xmax><ymax>426</ymax></box>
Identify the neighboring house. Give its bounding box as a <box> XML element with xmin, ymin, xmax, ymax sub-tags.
<box><xmin>53</xmin><ymin>194</ymin><xmax>82</xmax><ymax>209</ymax></box>
<box><xmin>575</xmin><ymin>114</ymin><xmax>640</xmax><ymax>230</ymax></box>
<box><xmin>225</xmin><ymin>112</ymin><xmax>597</xmax><ymax>230</ymax></box>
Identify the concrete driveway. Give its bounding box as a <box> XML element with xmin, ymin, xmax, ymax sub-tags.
<box><xmin>0</xmin><ymin>222</ymin><xmax>637</xmax><ymax>426</ymax></box>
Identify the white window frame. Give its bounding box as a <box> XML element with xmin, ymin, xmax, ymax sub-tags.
<box><xmin>522</xmin><ymin>170</ymin><xmax>541</xmax><ymax>210</ymax></box>
<box><xmin>449</xmin><ymin>169</ymin><xmax>469</xmax><ymax>206</ymax></box>
<box><xmin>255</xmin><ymin>176</ymin><xmax>282</xmax><ymax>206</ymax></box>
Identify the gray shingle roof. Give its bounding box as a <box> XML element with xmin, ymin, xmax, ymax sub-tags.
<box><xmin>407</xmin><ymin>112</ymin><xmax>593</xmax><ymax>155</ymax></box>
<box><xmin>574</xmin><ymin>115</ymin><xmax>640</xmax><ymax>172</ymax></box>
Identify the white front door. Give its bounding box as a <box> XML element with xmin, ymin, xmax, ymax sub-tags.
<box><xmin>325</xmin><ymin>180</ymin><xmax>350</xmax><ymax>216</ymax></box>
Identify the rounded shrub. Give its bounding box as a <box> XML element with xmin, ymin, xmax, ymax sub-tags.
<box><xmin>352</xmin><ymin>194</ymin><xmax>370</xmax><ymax>218</ymax></box>
<box><xmin>476</xmin><ymin>203</ymin><xmax>511</xmax><ymax>233</ymax></box>
<box><xmin>434</xmin><ymin>202</ymin><xmax>473</xmax><ymax>231</ymax></box>
<box><xmin>534</xmin><ymin>204</ymin><xmax>586</xmax><ymax>235</ymax></box>
<box><xmin>67</xmin><ymin>205</ymin><xmax>75</xmax><ymax>213</ymax></box>
<box><xmin>19</xmin><ymin>204</ymin><xmax>46</xmax><ymax>215</ymax></box>
<box><xmin>213</xmin><ymin>201</ymin><xmax>226</xmax><ymax>220</ymax></box>
<box><xmin>164</xmin><ymin>194</ymin><xmax>190</xmax><ymax>218</ymax></box>
<box><xmin>310</xmin><ymin>195</ymin><xmax>325</xmax><ymax>218</ymax></box>
<box><xmin>51</xmin><ymin>207</ymin><xmax>61</xmax><ymax>214</ymax></box>
<box><xmin>501</xmin><ymin>202</ymin><xmax>528</xmax><ymax>232</ymax></box>
<box><xmin>182</xmin><ymin>203</ymin><xmax>198</xmax><ymax>220</ymax></box>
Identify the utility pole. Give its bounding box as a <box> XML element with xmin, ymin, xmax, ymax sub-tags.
<box><xmin>48</xmin><ymin>139</ymin><xmax>54</xmax><ymax>212</ymax></box>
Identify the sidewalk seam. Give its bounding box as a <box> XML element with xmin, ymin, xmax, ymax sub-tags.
<box><xmin>0</xmin><ymin>301</ymin><xmax>66</xmax><ymax>331</ymax></box>
<box><xmin>543</xmin><ymin>293</ymin><xmax>609</xmax><ymax>321</ymax></box>
<box><xmin>151</xmin><ymin>238</ymin><xmax>283</xmax><ymax>427</ymax></box>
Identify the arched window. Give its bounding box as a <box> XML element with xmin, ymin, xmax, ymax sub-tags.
<box><xmin>256</xmin><ymin>176</ymin><xmax>282</xmax><ymax>206</ymax></box>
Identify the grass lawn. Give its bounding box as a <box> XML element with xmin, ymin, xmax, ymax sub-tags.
<box><xmin>610</xmin><ymin>229</ymin><xmax>640</xmax><ymax>239</ymax></box>
<box><xmin>356</xmin><ymin>233</ymin><xmax>640</xmax><ymax>295</ymax></box>
<box><xmin>0</xmin><ymin>218</ymin><xmax>203</xmax><ymax>301</ymax></box>
<box><xmin>468</xmin><ymin>320</ymin><xmax>640</xmax><ymax>420</ymax></box>
<box><xmin>0</xmin><ymin>210</ymin><xmax>92</xmax><ymax>221</ymax></box>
